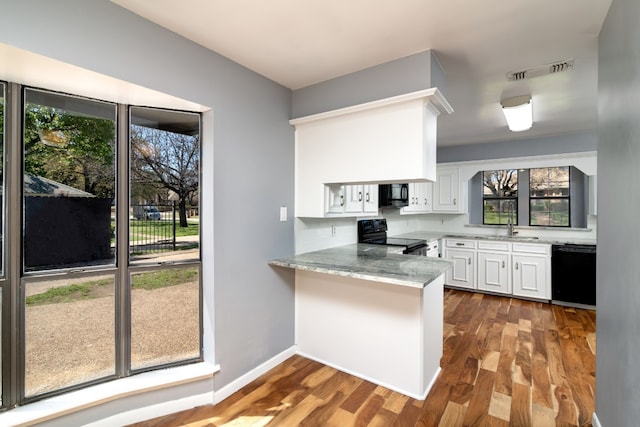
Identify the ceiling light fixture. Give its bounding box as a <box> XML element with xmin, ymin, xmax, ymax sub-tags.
<box><xmin>500</xmin><ymin>95</ymin><xmax>533</xmax><ymax>132</ymax></box>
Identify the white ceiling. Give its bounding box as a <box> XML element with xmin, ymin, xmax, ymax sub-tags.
<box><xmin>112</xmin><ymin>0</ymin><xmax>612</xmax><ymax>146</ymax></box>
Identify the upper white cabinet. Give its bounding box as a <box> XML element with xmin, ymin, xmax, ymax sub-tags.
<box><xmin>292</xmin><ymin>89</ymin><xmax>453</xmax><ymax>217</ymax></box>
<box><xmin>325</xmin><ymin>184</ymin><xmax>378</xmax><ymax>216</ymax></box>
<box><xmin>433</xmin><ymin>166</ymin><xmax>464</xmax><ymax>213</ymax></box>
<box><xmin>344</xmin><ymin>184</ymin><xmax>378</xmax><ymax>214</ymax></box>
<box><xmin>402</xmin><ymin>182</ymin><xmax>433</xmax><ymax>214</ymax></box>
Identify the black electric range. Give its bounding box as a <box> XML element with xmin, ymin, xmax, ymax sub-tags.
<box><xmin>357</xmin><ymin>218</ymin><xmax>427</xmax><ymax>255</ymax></box>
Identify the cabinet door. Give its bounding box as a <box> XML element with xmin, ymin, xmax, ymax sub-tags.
<box><xmin>362</xmin><ymin>184</ymin><xmax>379</xmax><ymax>213</ymax></box>
<box><xmin>444</xmin><ymin>249</ymin><xmax>476</xmax><ymax>289</ymax></box>
<box><xmin>344</xmin><ymin>185</ymin><xmax>364</xmax><ymax>213</ymax></box>
<box><xmin>403</xmin><ymin>182</ymin><xmax>432</xmax><ymax>213</ymax></box>
<box><xmin>325</xmin><ymin>185</ymin><xmax>345</xmax><ymax>214</ymax></box>
<box><xmin>477</xmin><ymin>251</ymin><xmax>510</xmax><ymax>294</ymax></box>
<box><xmin>434</xmin><ymin>167</ymin><xmax>461</xmax><ymax>212</ymax></box>
<box><xmin>512</xmin><ymin>255</ymin><xmax>550</xmax><ymax>299</ymax></box>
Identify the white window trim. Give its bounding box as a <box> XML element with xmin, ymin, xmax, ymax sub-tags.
<box><xmin>0</xmin><ymin>362</ymin><xmax>219</xmax><ymax>427</ymax></box>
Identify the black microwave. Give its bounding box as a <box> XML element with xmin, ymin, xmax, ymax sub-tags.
<box><xmin>378</xmin><ymin>184</ymin><xmax>409</xmax><ymax>208</ymax></box>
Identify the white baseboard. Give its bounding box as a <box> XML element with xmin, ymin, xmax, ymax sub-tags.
<box><xmin>593</xmin><ymin>412</ymin><xmax>602</xmax><ymax>427</ymax></box>
<box><xmin>214</xmin><ymin>346</ymin><xmax>297</xmax><ymax>404</ymax></box>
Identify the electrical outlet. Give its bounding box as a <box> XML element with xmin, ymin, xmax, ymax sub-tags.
<box><xmin>331</xmin><ymin>225</ymin><xmax>337</xmax><ymax>237</ymax></box>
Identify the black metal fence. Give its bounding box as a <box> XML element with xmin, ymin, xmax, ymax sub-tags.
<box><xmin>130</xmin><ymin>203</ymin><xmax>177</xmax><ymax>254</ymax></box>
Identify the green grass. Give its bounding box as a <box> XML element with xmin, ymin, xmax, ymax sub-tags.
<box><xmin>129</xmin><ymin>220</ymin><xmax>199</xmax><ymax>237</ymax></box>
<box><xmin>26</xmin><ymin>278</ymin><xmax>113</xmax><ymax>306</ymax></box>
<box><xmin>26</xmin><ymin>268</ymin><xmax>198</xmax><ymax>306</ymax></box>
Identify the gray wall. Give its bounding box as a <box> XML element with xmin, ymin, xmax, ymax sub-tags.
<box><xmin>292</xmin><ymin>50</ymin><xmax>443</xmax><ymax>118</ymax></box>
<box><xmin>0</xmin><ymin>0</ymin><xmax>294</xmax><ymax>407</ymax></box>
<box><xmin>437</xmin><ymin>131</ymin><xmax>597</xmax><ymax>163</ymax></box>
<box><xmin>596</xmin><ymin>0</ymin><xmax>640</xmax><ymax>424</ymax></box>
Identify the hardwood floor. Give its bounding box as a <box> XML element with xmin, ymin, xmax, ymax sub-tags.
<box><xmin>129</xmin><ymin>289</ymin><xmax>596</xmax><ymax>427</ymax></box>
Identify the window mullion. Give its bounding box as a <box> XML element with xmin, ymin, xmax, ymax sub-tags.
<box><xmin>115</xmin><ymin>104</ymin><xmax>131</xmax><ymax>377</ymax></box>
<box><xmin>3</xmin><ymin>82</ymin><xmax>24</xmax><ymax>406</ymax></box>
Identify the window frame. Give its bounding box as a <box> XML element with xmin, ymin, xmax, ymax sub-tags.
<box><xmin>528</xmin><ymin>166</ymin><xmax>571</xmax><ymax>227</ymax></box>
<box><xmin>0</xmin><ymin>84</ymin><xmax>203</xmax><ymax>409</ymax></box>
<box><xmin>482</xmin><ymin>169</ymin><xmax>519</xmax><ymax>226</ymax></box>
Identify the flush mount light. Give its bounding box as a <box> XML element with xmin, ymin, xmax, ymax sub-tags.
<box><xmin>501</xmin><ymin>95</ymin><xmax>533</xmax><ymax>132</ymax></box>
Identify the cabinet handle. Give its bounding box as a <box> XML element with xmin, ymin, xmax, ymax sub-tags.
<box><xmin>468</xmin><ymin>258</ymin><xmax>471</xmax><ymax>265</ymax></box>
<box><xmin>358</xmin><ymin>191</ymin><xmax>363</xmax><ymax>202</ymax></box>
<box><xmin>515</xmin><ymin>262</ymin><xmax>519</xmax><ymax>270</ymax></box>
<box><xmin>502</xmin><ymin>260</ymin><xmax>505</xmax><ymax>268</ymax></box>
<box><xmin>456</xmin><ymin>243</ymin><xmax>465</xmax><ymax>246</ymax></box>
<box><xmin>366</xmin><ymin>192</ymin><xmax>370</xmax><ymax>202</ymax></box>
<box><xmin>424</xmin><ymin>198</ymin><xmax>428</xmax><ymax>205</ymax></box>
<box><xmin>340</xmin><ymin>195</ymin><xmax>344</xmax><ymax>206</ymax></box>
<box><xmin>453</xmin><ymin>198</ymin><xmax>457</xmax><ymax>206</ymax></box>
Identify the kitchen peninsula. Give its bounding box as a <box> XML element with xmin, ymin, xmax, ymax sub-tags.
<box><xmin>268</xmin><ymin>244</ymin><xmax>452</xmax><ymax>399</ymax></box>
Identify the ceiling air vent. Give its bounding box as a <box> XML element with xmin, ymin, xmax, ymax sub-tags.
<box><xmin>507</xmin><ymin>59</ymin><xmax>575</xmax><ymax>81</ymax></box>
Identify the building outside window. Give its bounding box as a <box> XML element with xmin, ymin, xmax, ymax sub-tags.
<box><xmin>482</xmin><ymin>169</ymin><xmax>518</xmax><ymax>225</ymax></box>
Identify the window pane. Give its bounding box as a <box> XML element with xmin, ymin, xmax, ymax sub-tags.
<box><xmin>129</xmin><ymin>107</ymin><xmax>200</xmax><ymax>264</ymax></box>
<box><xmin>530</xmin><ymin>198</ymin><xmax>570</xmax><ymax>226</ymax></box>
<box><xmin>23</xmin><ymin>89</ymin><xmax>116</xmax><ymax>272</ymax></box>
<box><xmin>24</xmin><ymin>274</ymin><xmax>116</xmax><ymax>396</ymax></box>
<box><xmin>483</xmin><ymin>170</ymin><xmax>518</xmax><ymax>197</ymax></box>
<box><xmin>131</xmin><ymin>267</ymin><xmax>200</xmax><ymax>370</ymax></box>
<box><xmin>530</xmin><ymin>166</ymin><xmax>569</xmax><ymax>197</ymax></box>
<box><xmin>484</xmin><ymin>199</ymin><xmax>517</xmax><ymax>225</ymax></box>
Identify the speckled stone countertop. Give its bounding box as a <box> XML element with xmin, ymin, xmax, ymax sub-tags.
<box><xmin>268</xmin><ymin>244</ymin><xmax>452</xmax><ymax>289</ymax></box>
<box><xmin>395</xmin><ymin>231</ymin><xmax>597</xmax><ymax>246</ymax></box>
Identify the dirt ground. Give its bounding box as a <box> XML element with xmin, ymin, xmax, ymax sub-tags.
<box><xmin>24</xmin><ymin>281</ymin><xmax>200</xmax><ymax>396</ymax></box>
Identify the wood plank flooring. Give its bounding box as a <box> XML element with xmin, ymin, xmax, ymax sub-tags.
<box><xmin>129</xmin><ymin>289</ymin><xmax>596</xmax><ymax>427</ymax></box>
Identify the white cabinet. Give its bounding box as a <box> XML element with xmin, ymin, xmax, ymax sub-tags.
<box><xmin>345</xmin><ymin>184</ymin><xmax>378</xmax><ymax>214</ymax></box>
<box><xmin>402</xmin><ymin>182</ymin><xmax>433</xmax><ymax>214</ymax></box>
<box><xmin>433</xmin><ymin>167</ymin><xmax>464</xmax><ymax>213</ymax></box>
<box><xmin>444</xmin><ymin>238</ymin><xmax>550</xmax><ymax>300</ymax></box>
<box><xmin>512</xmin><ymin>243</ymin><xmax>551</xmax><ymax>300</ymax></box>
<box><xmin>325</xmin><ymin>184</ymin><xmax>378</xmax><ymax>216</ymax></box>
<box><xmin>444</xmin><ymin>239</ymin><xmax>476</xmax><ymax>290</ymax></box>
<box><xmin>477</xmin><ymin>252</ymin><xmax>510</xmax><ymax>294</ymax></box>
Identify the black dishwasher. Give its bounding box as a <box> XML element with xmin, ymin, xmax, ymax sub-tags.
<box><xmin>551</xmin><ymin>244</ymin><xmax>597</xmax><ymax>307</ymax></box>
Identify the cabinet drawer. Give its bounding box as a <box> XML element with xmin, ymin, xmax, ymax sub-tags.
<box><xmin>511</xmin><ymin>243</ymin><xmax>551</xmax><ymax>255</ymax></box>
<box><xmin>477</xmin><ymin>240</ymin><xmax>510</xmax><ymax>252</ymax></box>
<box><xmin>446</xmin><ymin>239</ymin><xmax>476</xmax><ymax>249</ymax></box>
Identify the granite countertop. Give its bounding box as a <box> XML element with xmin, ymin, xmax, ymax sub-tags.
<box><xmin>268</xmin><ymin>244</ymin><xmax>452</xmax><ymax>289</ymax></box>
<box><xmin>395</xmin><ymin>231</ymin><xmax>597</xmax><ymax>246</ymax></box>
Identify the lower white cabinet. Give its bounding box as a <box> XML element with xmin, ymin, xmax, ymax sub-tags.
<box><xmin>444</xmin><ymin>238</ymin><xmax>551</xmax><ymax>300</ymax></box>
<box><xmin>477</xmin><ymin>251</ymin><xmax>510</xmax><ymax>294</ymax></box>
<box><xmin>512</xmin><ymin>254</ymin><xmax>550</xmax><ymax>299</ymax></box>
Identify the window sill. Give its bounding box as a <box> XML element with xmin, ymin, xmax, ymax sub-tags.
<box><xmin>465</xmin><ymin>224</ymin><xmax>592</xmax><ymax>232</ymax></box>
<box><xmin>0</xmin><ymin>362</ymin><xmax>219</xmax><ymax>427</ymax></box>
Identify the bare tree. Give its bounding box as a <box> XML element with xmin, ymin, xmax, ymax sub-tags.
<box><xmin>130</xmin><ymin>125</ymin><xmax>199</xmax><ymax>227</ymax></box>
<box><xmin>483</xmin><ymin>169</ymin><xmax>518</xmax><ymax>197</ymax></box>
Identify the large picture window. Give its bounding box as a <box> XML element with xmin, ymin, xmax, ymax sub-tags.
<box><xmin>0</xmin><ymin>85</ymin><xmax>202</xmax><ymax>407</ymax></box>
<box><xmin>530</xmin><ymin>166</ymin><xmax>570</xmax><ymax>226</ymax></box>
<box><xmin>482</xmin><ymin>169</ymin><xmax>518</xmax><ymax>225</ymax></box>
